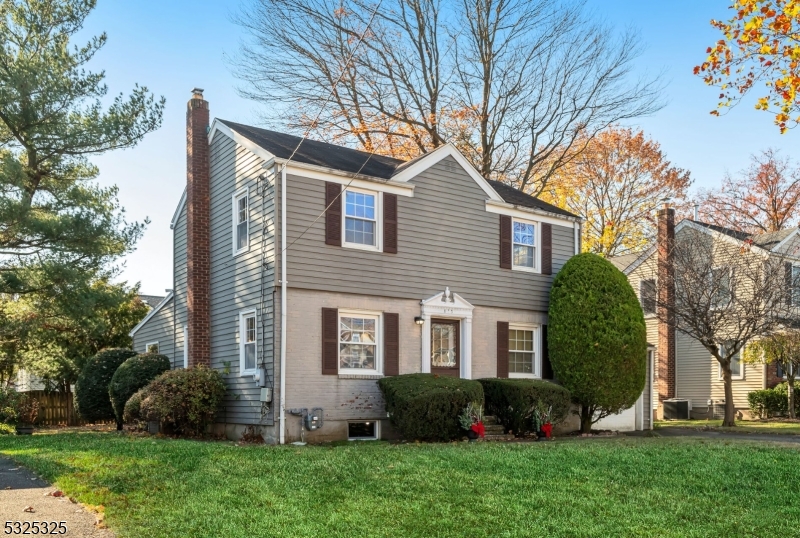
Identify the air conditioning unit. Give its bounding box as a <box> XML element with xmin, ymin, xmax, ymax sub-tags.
<box><xmin>663</xmin><ymin>398</ymin><xmax>691</xmax><ymax>420</ymax></box>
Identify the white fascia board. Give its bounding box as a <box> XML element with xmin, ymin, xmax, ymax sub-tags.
<box><xmin>209</xmin><ymin>119</ymin><xmax>277</xmax><ymax>164</ymax></box>
<box><xmin>129</xmin><ymin>292</ymin><xmax>174</xmax><ymax>337</ymax></box>
<box><xmin>623</xmin><ymin>245</ymin><xmax>656</xmax><ymax>276</ymax></box>
<box><xmin>283</xmin><ymin>161</ymin><xmax>415</xmax><ymax>197</ymax></box>
<box><xmin>170</xmin><ymin>190</ymin><xmax>187</xmax><ymax>230</ymax></box>
<box><xmin>390</xmin><ymin>144</ymin><xmax>504</xmax><ymax>203</ymax></box>
<box><xmin>485</xmin><ymin>200</ymin><xmax>582</xmax><ymax>226</ymax></box>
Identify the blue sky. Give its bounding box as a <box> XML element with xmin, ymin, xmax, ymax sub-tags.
<box><xmin>83</xmin><ymin>0</ymin><xmax>793</xmax><ymax>295</ymax></box>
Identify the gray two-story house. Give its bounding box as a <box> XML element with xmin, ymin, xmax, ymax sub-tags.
<box><xmin>130</xmin><ymin>89</ymin><xmax>583</xmax><ymax>443</ymax></box>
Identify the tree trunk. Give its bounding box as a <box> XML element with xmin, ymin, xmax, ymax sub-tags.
<box><xmin>65</xmin><ymin>382</ymin><xmax>76</xmax><ymax>427</ymax></box>
<box><xmin>721</xmin><ymin>363</ymin><xmax>736</xmax><ymax>427</ymax></box>
<box><xmin>789</xmin><ymin>375</ymin><xmax>796</xmax><ymax>420</ymax></box>
<box><xmin>580</xmin><ymin>404</ymin><xmax>593</xmax><ymax>433</ymax></box>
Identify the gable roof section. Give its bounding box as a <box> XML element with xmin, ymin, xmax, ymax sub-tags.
<box><xmin>129</xmin><ymin>292</ymin><xmax>173</xmax><ymax>337</ymax></box>
<box><xmin>753</xmin><ymin>228</ymin><xmax>796</xmax><ymax>250</ymax></box>
<box><xmin>214</xmin><ymin>121</ymin><xmax>578</xmax><ymax>220</ymax></box>
<box><xmin>486</xmin><ymin>180</ymin><xmax>577</xmax><ymax>218</ymax></box>
<box><xmin>217</xmin><ymin>120</ymin><xmax>404</xmax><ymax>179</ymax></box>
<box><xmin>607</xmin><ymin>252</ymin><xmax>642</xmax><ymax>272</ymax></box>
<box><xmin>138</xmin><ymin>294</ymin><xmax>166</xmax><ymax>310</ymax></box>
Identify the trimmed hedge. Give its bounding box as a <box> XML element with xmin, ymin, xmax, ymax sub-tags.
<box><xmin>109</xmin><ymin>353</ymin><xmax>171</xmax><ymax>429</ymax></box>
<box><xmin>748</xmin><ymin>383</ymin><xmax>800</xmax><ymax>418</ymax></box>
<box><xmin>74</xmin><ymin>348</ymin><xmax>138</xmax><ymax>423</ymax></box>
<box><xmin>124</xmin><ymin>366</ymin><xmax>226</xmax><ymax>437</ymax></box>
<box><xmin>378</xmin><ymin>374</ymin><xmax>483</xmax><ymax>441</ymax></box>
<box><xmin>479</xmin><ymin>378</ymin><xmax>571</xmax><ymax>436</ymax></box>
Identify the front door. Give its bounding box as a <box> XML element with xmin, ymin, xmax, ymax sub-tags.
<box><xmin>431</xmin><ymin>319</ymin><xmax>460</xmax><ymax>377</ymax></box>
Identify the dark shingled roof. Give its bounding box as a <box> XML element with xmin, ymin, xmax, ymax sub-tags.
<box><xmin>688</xmin><ymin>220</ymin><xmax>751</xmax><ymax>241</ymax></box>
<box><xmin>486</xmin><ymin>180</ymin><xmax>578</xmax><ymax>218</ymax></box>
<box><xmin>220</xmin><ymin>120</ymin><xmax>579</xmax><ymax>219</ymax></box>
<box><xmin>219</xmin><ymin>120</ymin><xmax>404</xmax><ymax>179</ymax></box>
<box><xmin>138</xmin><ymin>295</ymin><xmax>166</xmax><ymax>310</ymax></box>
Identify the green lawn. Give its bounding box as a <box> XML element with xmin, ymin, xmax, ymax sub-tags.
<box><xmin>1</xmin><ymin>433</ymin><xmax>799</xmax><ymax>538</ymax></box>
<box><xmin>655</xmin><ymin>419</ymin><xmax>800</xmax><ymax>435</ymax></box>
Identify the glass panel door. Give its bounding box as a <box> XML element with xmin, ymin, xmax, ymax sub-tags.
<box><xmin>431</xmin><ymin>319</ymin><xmax>460</xmax><ymax>377</ymax></box>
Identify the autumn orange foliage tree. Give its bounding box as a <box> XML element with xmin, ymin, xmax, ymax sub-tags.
<box><xmin>541</xmin><ymin>127</ymin><xmax>691</xmax><ymax>257</ymax></box>
<box><xmin>698</xmin><ymin>148</ymin><xmax>800</xmax><ymax>233</ymax></box>
<box><xmin>696</xmin><ymin>0</ymin><xmax>800</xmax><ymax>132</ymax></box>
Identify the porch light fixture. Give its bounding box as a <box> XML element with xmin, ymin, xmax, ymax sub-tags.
<box><xmin>414</xmin><ymin>316</ymin><xmax>424</xmax><ymax>325</ymax></box>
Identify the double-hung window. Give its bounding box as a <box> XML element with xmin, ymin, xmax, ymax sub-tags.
<box><xmin>145</xmin><ymin>342</ymin><xmax>159</xmax><ymax>354</ymax></box>
<box><xmin>339</xmin><ymin>311</ymin><xmax>381</xmax><ymax>374</ymax></box>
<box><xmin>508</xmin><ymin>324</ymin><xmax>541</xmax><ymax>378</ymax></box>
<box><xmin>240</xmin><ymin>311</ymin><xmax>257</xmax><ymax>375</ymax></box>
<box><xmin>343</xmin><ymin>189</ymin><xmax>379</xmax><ymax>250</ymax></box>
<box><xmin>718</xmin><ymin>343</ymin><xmax>743</xmax><ymax>380</ymax></box>
<box><xmin>233</xmin><ymin>189</ymin><xmax>249</xmax><ymax>255</ymax></box>
<box><xmin>512</xmin><ymin>219</ymin><xmax>537</xmax><ymax>271</ymax></box>
<box><xmin>640</xmin><ymin>279</ymin><xmax>656</xmax><ymax>316</ymax></box>
<box><xmin>711</xmin><ymin>267</ymin><xmax>732</xmax><ymax>309</ymax></box>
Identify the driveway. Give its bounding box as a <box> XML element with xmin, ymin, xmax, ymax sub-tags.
<box><xmin>0</xmin><ymin>456</ymin><xmax>114</xmax><ymax>537</ymax></box>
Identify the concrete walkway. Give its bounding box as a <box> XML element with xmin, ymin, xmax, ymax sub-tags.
<box><xmin>643</xmin><ymin>427</ymin><xmax>800</xmax><ymax>445</ymax></box>
<box><xmin>0</xmin><ymin>456</ymin><xmax>114</xmax><ymax>537</ymax></box>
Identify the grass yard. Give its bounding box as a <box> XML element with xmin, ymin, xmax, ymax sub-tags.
<box><xmin>655</xmin><ymin>419</ymin><xmax>800</xmax><ymax>435</ymax></box>
<box><xmin>1</xmin><ymin>433</ymin><xmax>799</xmax><ymax>538</ymax></box>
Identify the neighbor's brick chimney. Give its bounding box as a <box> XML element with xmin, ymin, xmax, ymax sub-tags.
<box><xmin>186</xmin><ymin>88</ymin><xmax>210</xmax><ymax>367</ymax></box>
<box><xmin>657</xmin><ymin>206</ymin><xmax>676</xmax><ymax>406</ymax></box>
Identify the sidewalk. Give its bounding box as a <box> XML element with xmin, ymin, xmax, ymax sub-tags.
<box><xmin>0</xmin><ymin>456</ymin><xmax>114</xmax><ymax>537</ymax></box>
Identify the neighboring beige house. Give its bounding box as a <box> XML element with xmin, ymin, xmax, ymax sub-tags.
<box><xmin>611</xmin><ymin>211</ymin><xmax>800</xmax><ymax>420</ymax></box>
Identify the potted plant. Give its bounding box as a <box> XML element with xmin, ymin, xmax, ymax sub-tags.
<box><xmin>533</xmin><ymin>401</ymin><xmax>553</xmax><ymax>441</ymax></box>
<box><xmin>458</xmin><ymin>401</ymin><xmax>485</xmax><ymax>441</ymax></box>
<box><xmin>15</xmin><ymin>394</ymin><xmax>39</xmax><ymax>435</ymax></box>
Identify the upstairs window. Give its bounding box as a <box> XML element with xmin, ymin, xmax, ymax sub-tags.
<box><xmin>240</xmin><ymin>311</ymin><xmax>257</xmax><ymax>375</ymax></box>
<box><xmin>640</xmin><ymin>279</ymin><xmax>656</xmax><ymax>315</ymax></box>
<box><xmin>344</xmin><ymin>189</ymin><xmax>378</xmax><ymax>249</ymax></box>
<box><xmin>512</xmin><ymin>219</ymin><xmax>536</xmax><ymax>270</ymax></box>
<box><xmin>233</xmin><ymin>189</ymin><xmax>249</xmax><ymax>254</ymax></box>
<box><xmin>792</xmin><ymin>265</ymin><xmax>800</xmax><ymax>306</ymax></box>
<box><xmin>718</xmin><ymin>343</ymin><xmax>743</xmax><ymax>380</ymax></box>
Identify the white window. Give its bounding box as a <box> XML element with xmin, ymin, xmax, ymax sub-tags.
<box><xmin>718</xmin><ymin>343</ymin><xmax>744</xmax><ymax>380</ymax></box>
<box><xmin>145</xmin><ymin>342</ymin><xmax>159</xmax><ymax>354</ymax></box>
<box><xmin>343</xmin><ymin>189</ymin><xmax>381</xmax><ymax>251</ymax></box>
<box><xmin>339</xmin><ymin>311</ymin><xmax>382</xmax><ymax>374</ymax></box>
<box><xmin>348</xmin><ymin>421</ymin><xmax>380</xmax><ymax>440</ymax></box>
<box><xmin>232</xmin><ymin>188</ymin><xmax>249</xmax><ymax>255</ymax></box>
<box><xmin>240</xmin><ymin>311</ymin><xmax>257</xmax><ymax>375</ymax></box>
<box><xmin>512</xmin><ymin>219</ymin><xmax>538</xmax><ymax>271</ymax></box>
<box><xmin>640</xmin><ymin>279</ymin><xmax>656</xmax><ymax>316</ymax></box>
<box><xmin>508</xmin><ymin>324</ymin><xmax>541</xmax><ymax>378</ymax></box>
<box><xmin>183</xmin><ymin>326</ymin><xmax>188</xmax><ymax>368</ymax></box>
<box><xmin>711</xmin><ymin>267</ymin><xmax>732</xmax><ymax>309</ymax></box>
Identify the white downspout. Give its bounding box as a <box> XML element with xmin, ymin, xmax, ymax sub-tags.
<box><xmin>649</xmin><ymin>350</ymin><xmax>654</xmax><ymax>430</ymax></box>
<box><xmin>279</xmin><ymin>164</ymin><xmax>288</xmax><ymax>445</ymax></box>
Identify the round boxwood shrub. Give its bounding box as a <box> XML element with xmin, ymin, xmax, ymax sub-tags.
<box><xmin>378</xmin><ymin>373</ymin><xmax>483</xmax><ymax>441</ymax></box>
<box><xmin>125</xmin><ymin>366</ymin><xmax>226</xmax><ymax>437</ymax></box>
<box><xmin>109</xmin><ymin>353</ymin><xmax>171</xmax><ymax>429</ymax></box>
<box><xmin>74</xmin><ymin>348</ymin><xmax>138</xmax><ymax>423</ymax></box>
<box><xmin>479</xmin><ymin>378</ymin><xmax>571</xmax><ymax>436</ymax></box>
<box><xmin>548</xmin><ymin>252</ymin><xmax>647</xmax><ymax>433</ymax></box>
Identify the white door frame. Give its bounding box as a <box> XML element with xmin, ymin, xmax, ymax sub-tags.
<box><xmin>419</xmin><ymin>287</ymin><xmax>474</xmax><ymax>379</ymax></box>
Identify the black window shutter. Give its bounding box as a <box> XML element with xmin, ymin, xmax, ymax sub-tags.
<box><xmin>383</xmin><ymin>193</ymin><xmax>398</xmax><ymax>254</ymax></box>
<box><xmin>777</xmin><ymin>362</ymin><xmax>784</xmax><ymax>379</ymax></box>
<box><xmin>541</xmin><ymin>324</ymin><xmax>554</xmax><ymax>380</ymax></box>
<box><xmin>541</xmin><ymin>223</ymin><xmax>552</xmax><ymax>275</ymax></box>
<box><xmin>384</xmin><ymin>313</ymin><xmax>399</xmax><ymax>375</ymax></box>
<box><xmin>500</xmin><ymin>215</ymin><xmax>512</xmax><ymax>269</ymax></box>
<box><xmin>786</xmin><ymin>262</ymin><xmax>793</xmax><ymax>306</ymax></box>
<box><xmin>325</xmin><ymin>182</ymin><xmax>341</xmax><ymax>246</ymax></box>
<box><xmin>497</xmin><ymin>321</ymin><xmax>509</xmax><ymax>378</ymax></box>
<box><xmin>322</xmin><ymin>308</ymin><xmax>339</xmax><ymax>375</ymax></box>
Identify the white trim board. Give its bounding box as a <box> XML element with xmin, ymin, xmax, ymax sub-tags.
<box><xmin>129</xmin><ymin>292</ymin><xmax>174</xmax><ymax>337</ymax></box>
<box><xmin>391</xmin><ymin>144</ymin><xmax>504</xmax><ymax>203</ymax></box>
<box><xmin>485</xmin><ymin>200</ymin><xmax>581</xmax><ymax>227</ymax></box>
<box><xmin>285</xmin><ymin>163</ymin><xmax>415</xmax><ymax>197</ymax></box>
<box><xmin>170</xmin><ymin>190</ymin><xmax>187</xmax><ymax>230</ymax></box>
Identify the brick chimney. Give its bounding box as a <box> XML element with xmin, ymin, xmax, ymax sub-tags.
<box><xmin>186</xmin><ymin>88</ymin><xmax>210</xmax><ymax>367</ymax></box>
<box><xmin>656</xmin><ymin>206</ymin><xmax>676</xmax><ymax>407</ymax></box>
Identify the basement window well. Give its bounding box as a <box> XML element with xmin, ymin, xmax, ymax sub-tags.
<box><xmin>348</xmin><ymin>421</ymin><xmax>379</xmax><ymax>441</ymax></box>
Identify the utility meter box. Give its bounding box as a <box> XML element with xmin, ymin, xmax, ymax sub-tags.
<box><xmin>260</xmin><ymin>388</ymin><xmax>272</xmax><ymax>403</ymax></box>
<box><xmin>305</xmin><ymin>413</ymin><xmax>321</xmax><ymax>431</ymax></box>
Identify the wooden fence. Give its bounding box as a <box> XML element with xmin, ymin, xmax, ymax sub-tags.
<box><xmin>27</xmin><ymin>390</ymin><xmax>80</xmax><ymax>426</ymax></box>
